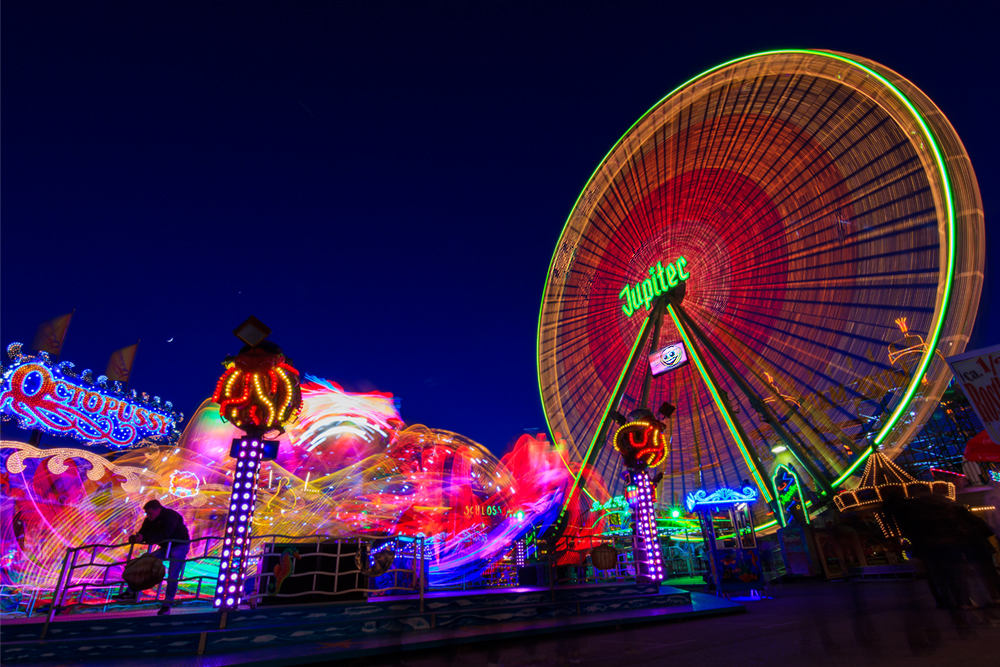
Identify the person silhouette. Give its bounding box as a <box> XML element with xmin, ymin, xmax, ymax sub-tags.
<box><xmin>117</xmin><ymin>499</ymin><xmax>191</xmax><ymax>615</ymax></box>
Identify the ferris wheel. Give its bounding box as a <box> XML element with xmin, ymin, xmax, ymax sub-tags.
<box><xmin>537</xmin><ymin>50</ymin><xmax>984</xmax><ymax>521</ymax></box>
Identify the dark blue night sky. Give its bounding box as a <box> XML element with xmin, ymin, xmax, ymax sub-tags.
<box><xmin>2</xmin><ymin>2</ymin><xmax>996</xmax><ymax>453</ymax></box>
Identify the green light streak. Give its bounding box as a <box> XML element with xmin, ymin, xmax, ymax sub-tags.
<box><xmin>538</xmin><ymin>48</ymin><xmax>955</xmax><ymax>495</ymax></box>
<box><xmin>668</xmin><ymin>533</ymin><xmax>704</xmax><ymax>543</ymax></box>
<box><xmin>755</xmin><ymin>518</ymin><xmax>779</xmax><ymax>532</ymax></box>
<box><xmin>667</xmin><ymin>304</ymin><xmax>773</xmax><ymax>502</ymax></box>
<box><xmin>831</xmin><ymin>448</ymin><xmax>874</xmax><ymax>488</ymax></box>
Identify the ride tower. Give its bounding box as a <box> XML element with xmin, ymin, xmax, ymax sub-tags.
<box><xmin>211</xmin><ymin>317</ymin><xmax>302</xmax><ymax>611</ymax></box>
<box><xmin>615</xmin><ymin>411</ymin><xmax>670</xmax><ymax>582</ymax></box>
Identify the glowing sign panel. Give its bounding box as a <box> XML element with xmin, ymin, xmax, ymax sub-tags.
<box><xmin>685</xmin><ymin>485</ymin><xmax>758</xmax><ymax>512</ymax></box>
<box><xmin>772</xmin><ymin>465</ymin><xmax>809</xmax><ymax>527</ymax></box>
<box><xmin>169</xmin><ymin>470</ymin><xmax>201</xmax><ymax>498</ymax></box>
<box><xmin>619</xmin><ymin>256</ymin><xmax>690</xmax><ymax>317</ymax></box>
<box><xmin>649</xmin><ymin>342</ymin><xmax>688</xmax><ymax>377</ymax></box>
<box><xmin>0</xmin><ymin>344</ymin><xmax>179</xmax><ymax>449</ymax></box>
<box><xmin>591</xmin><ymin>495</ymin><xmax>630</xmax><ymax>512</ymax></box>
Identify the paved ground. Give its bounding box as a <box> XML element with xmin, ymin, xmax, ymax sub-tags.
<box><xmin>348</xmin><ymin>579</ymin><xmax>1000</xmax><ymax>667</ymax></box>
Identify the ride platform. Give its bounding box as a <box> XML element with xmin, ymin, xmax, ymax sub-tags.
<box><xmin>0</xmin><ymin>582</ymin><xmax>743</xmax><ymax>665</ymax></box>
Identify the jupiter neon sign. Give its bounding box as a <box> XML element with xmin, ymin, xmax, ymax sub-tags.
<box><xmin>0</xmin><ymin>343</ymin><xmax>179</xmax><ymax>449</ymax></box>
<box><xmin>619</xmin><ymin>256</ymin><xmax>690</xmax><ymax>317</ymax></box>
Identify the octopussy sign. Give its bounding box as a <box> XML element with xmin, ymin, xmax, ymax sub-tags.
<box><xmin>618</xmin><ymin>256</ymin><xmax>690</xmax><ymax>317</ymax></box>
<box><xmin>1</xmin><ymin>346</ymin><xmax>178</xmax><ymax>449</ymax></box>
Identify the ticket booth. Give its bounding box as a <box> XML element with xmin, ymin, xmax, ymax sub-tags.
<box><xmin>686</xmin><ymin>486</ymin><xmax>763</xmax><ymax>594</ymax></box>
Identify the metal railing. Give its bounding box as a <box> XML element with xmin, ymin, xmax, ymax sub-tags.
<box><xmin>241</xmin><ymin>534</ymin><xmax>425</xmax><ymax>606</ymax></box>
<box><xmin>0</xmin><ymin>584</ymin><xmax>45</xmax><ymax>617</ymax></box>
<box><xmin>663</xmin><ymin>543</ymin><xmax>708</xmax><ymax>580</ymax></box>
<box><xmin>42</xmin><ymin>533</ymin><xmax>427</xmax><ymax>629</ymax></box>
<box><xmin>46</xmin><ymin>534</ymin><xmax>225</xmax><ymax>617</ymax></box>
<box><xmin>552</xmin><ymin>543</ymin><xmax>637</xmax><ymax>585</ymax></box>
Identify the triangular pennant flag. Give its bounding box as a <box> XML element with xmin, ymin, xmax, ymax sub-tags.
<box><xmin>106</xmin><ymin>343</ymin><xmax>139</xmax><ymax>383</ymax></box>
<box><xmin>31</xmin><ymin>312</ymin><xmax>73</xmax><ymax>356</ymax></box>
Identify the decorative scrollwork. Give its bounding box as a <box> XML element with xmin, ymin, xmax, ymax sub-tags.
<box><xmin>1</xmin><ymin>440</ymin><xmax>159</xmax><ymax>494</ymax></box>
<box><xmin>685</xmin><ymin>485</ymin><xmax>758</xmax><ymax>512</ymax></box>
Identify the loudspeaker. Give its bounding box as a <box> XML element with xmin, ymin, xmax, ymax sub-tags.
<box><xmin>657</xmin><ymin>402</ymin><xmax>676</xmax><ymax>419</ymax></box>
<box><xmin>257</xmin><ymin>542</ymin><xmax>367</xmax><ymax>605</ymax></box>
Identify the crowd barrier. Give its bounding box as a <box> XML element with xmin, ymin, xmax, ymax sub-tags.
<box><xmin>39</xmin><ymin>533</ymin><xmax>426</xmax><ymax>625</ymax></box>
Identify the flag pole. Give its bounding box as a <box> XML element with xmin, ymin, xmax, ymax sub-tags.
<box><xmin>126</xmin><ymin>339</ymin><xmax>140</xmax><ymax>392</ymax></box>
<box><xmin>53</xmin><ymin>308</ymin><xmax>76</xmax><ymax>363</ymax></box>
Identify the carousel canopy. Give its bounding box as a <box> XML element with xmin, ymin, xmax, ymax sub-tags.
<box><xmin>834</xmin><ymin>450</ymin><xmax>955</xmax><ymax>514</ymax></box>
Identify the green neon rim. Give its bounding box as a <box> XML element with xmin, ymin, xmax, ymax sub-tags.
<box><xmin>558</xmin><ymin>316</ymin><xmax>652</xmax><ymax>514</ymax></box>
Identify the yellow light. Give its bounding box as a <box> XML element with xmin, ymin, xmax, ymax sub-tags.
<box><xmin>613</xmin><ymin>421</ymin><xmax>668</xmax><ymax>467</ymax></box>
<box><xmin>224</xmin><ymin>369</ymin><xmax>241</xmax><ymax>396</ymax></box>
<box><xmin>251</xmin><ymin>372</ymin><xmax>276</xmax><ymax>426</ymax></box>
<box><xmin>275</xmin><ymin>366</ymin><xmax>295</xmax><ymax>422</ymax></box>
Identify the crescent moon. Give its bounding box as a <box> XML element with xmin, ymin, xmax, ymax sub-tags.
<box><xmin>167</xmin><ymin>338</ymin><xmax>174</xmax><ymax>342</ymax></box>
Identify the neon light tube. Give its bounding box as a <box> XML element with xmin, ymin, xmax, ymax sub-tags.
<box><xmin>667</xmin><ymin>304</ymin><xmax>773</xmax><ymax>503</ymax></box>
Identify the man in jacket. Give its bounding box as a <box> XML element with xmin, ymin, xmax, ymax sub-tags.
<box><xmin>117</xmin><ymin>499</ymin><xmax>191</xmax><ymax>615</ymax></box>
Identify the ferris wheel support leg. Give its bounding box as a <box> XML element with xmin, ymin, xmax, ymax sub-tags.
<box><xmin>556</xmin><ymin>301</ymin><xmax>663</xmax><ymax>525</ymax></box>
<box><xmin>695</xmin><ymin>324</ymin><xmax>861</xmax><ymax>481</ymax></box>
<box><xmin>639</xmin><ymin>299</ymin><xmax>667</xmax><ymax>410</ymax></box>
<box><xmin>586</xmin><ymin>302</ymin><xmax>661</xmax><ymax>466</ymax></box>
<box><xmin>668</xmin><ymin>301</ymin><xmax>835</xmax><ymax>498</ymax></box>
<box><xmin>664</xmin><ymin>303</ymin><xmax>777</xmax><ymax>512</ymax></box>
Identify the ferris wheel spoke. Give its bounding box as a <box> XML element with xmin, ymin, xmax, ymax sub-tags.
<box><xmin>671</xmin><ymin>300</ymin><xmax>837</xmax><ymax>492</ymax></box>
<box><xmin>735</xmin><ymin>91</ymin><xmax>884</xmax><ymax>219</ymax></box>
<box><xmin>662</xmin><ymin>302</ymin><xmax>776</xmax><ymax>504</ymax></box>
<box><xmin>725</xmin><ymin>144</ymin><xmax>927</xmax><ymax>269</ymax></box>
<box><xmin>688</xmin><ymin>81</ymin><xmax>854</xmax><ymax>241</ymax></box>
<box><xmin>692</xmin><ymin>304</ymin><xmax>900</xmax><ymax>453</ymax></box>
<box><xmin>771</xmin><ymin>265</ymin><xmax>940</xmax><ymax>290</ymax></box>
<box><xmin>722</xmin><ymin>124</ymin><xmax>916</xmax><ymax>264</ymax></box>
<box><xmin>757</xmin><ymin>182</ymin><xmax>932</xmax><ymax>270</ymax></box>
<box><xmin>695</xmin><ymin>78</ymin><xmax>787</xmax><ymax>203</ymax></box>
<box><xmin>703</xmin><ymin>315</ymin><xmax>872</xmax><ymax>464</ymax></box>
<box><xmin>761</xmin><ymin>111</ymin><xmax>898</xmax><ymax>218</ymax></box>
<box><xmin>702</xmin><ymin>300</ymin><xmax>908</xmax><ymax>390</ymax></box>
<box><xmin>691</xmin><ymin>311</ymin><xmax>868</xmax><ymax>412</ymax></box>
<box><xmin>690</xmin><ymin>75</ymin><xmax>822</xmax><ymax>218</ymax></box>
<box><xmin>727</xmin><ymin>184</ymin><xmax>928</xmax><ymax>274</ymax></box>
<box><xmin>700</xmin><ymin>387</ymin><xmax>741</xmax><ymax>490</ymax></box>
